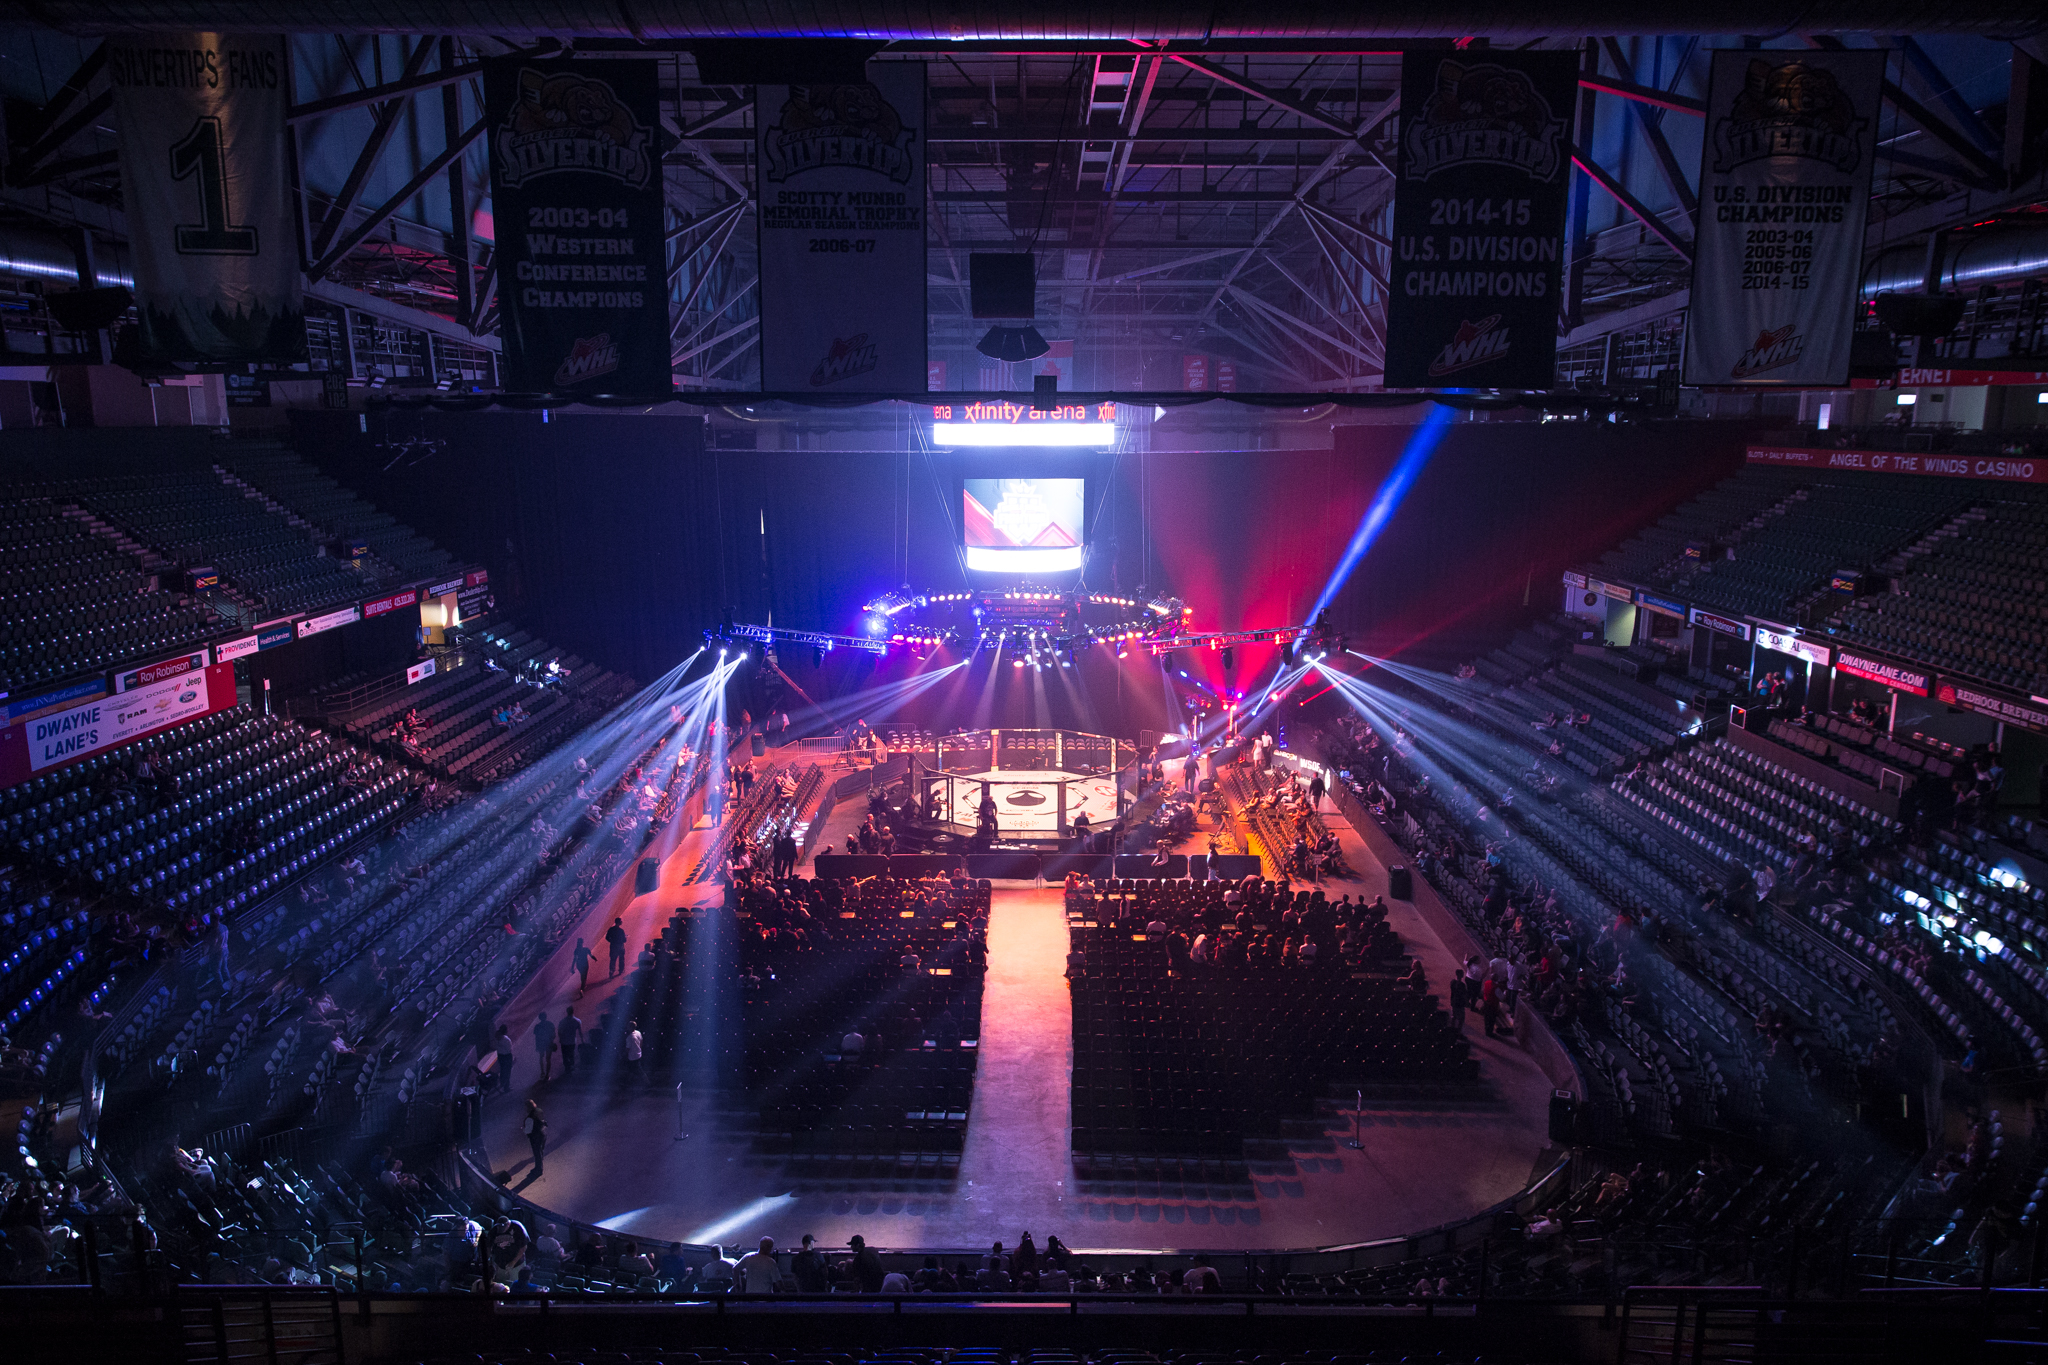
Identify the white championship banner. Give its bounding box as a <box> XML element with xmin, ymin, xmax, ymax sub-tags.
<box><xmin>756</xmin><ymin>66</ymin><xmax>927</xmax><ymax>393</ymax></box>
<box><xmin>1684</xmin><ymin>50</ymin><xmax>1884</xmax><ymax>387</ymax></box>
<box><xmin>107</xmin><ymin>33</ymin><xmax>305</xmax><ymax>364</ymax></box>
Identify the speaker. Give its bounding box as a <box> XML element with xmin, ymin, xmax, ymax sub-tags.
<box><xmin>1387</xmin><ymin>865</ymin><xmax>1413</xmax><ymax>899</ymax></box>
<box><xmin>47</xmin><ymin>285</ymin><xmax>133</xmax><ymax>332</ymax></box>
<box><xmin>970</xmin><ymin>253</ymin><xmax>1036</xmax><ymax>318</ymax></box>
<box><xmin>635</xmin><ymin>858</ymin><xmax>659</xmax><ymax>895</ymax></box>
<box><xmin>751</xmin><ymin>733</ymin><xmax>766</xmax><ymax>757</ymax></box>
<box><xmin>1872</xmin><ymin>291</ymin><xmax>1966</xmax><ymax>338</ymax></box>
<box><xmin>1548</xmin><ymin>1090</ymin><xmax>1580</xmax><ymax>1144</ymax></box>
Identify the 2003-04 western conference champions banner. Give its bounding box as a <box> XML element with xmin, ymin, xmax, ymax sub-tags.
<box><xmin>756</xmin><ymin>65</ymin><xmax>926</xmax><ymax>393</ymax></box>
<box><xmin>108</xmin><ymin>33</ymin><xmax>305</xmax><ymax>364</ymax></box>
<box><xmin>485</xmin><ymin>56</ymin><xmax>671</xmax><ymax>395</ymax></box>
<box><xmin>1684</xmin><ymin>50</ymin><xmax>1885</xmax><ymax>386</ymax></box>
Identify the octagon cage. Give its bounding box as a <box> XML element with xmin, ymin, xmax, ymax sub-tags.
<box><xmin>916</xmin><ymin>728</ymin><xmax>1130</xmax><ymax>840</ymax></box>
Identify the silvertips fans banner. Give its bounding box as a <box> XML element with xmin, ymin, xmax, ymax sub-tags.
<box><xmin>107</xmin><ymin>34</ymin><xmax>305</xmax><ymax>364</ymax></box>
<box><xmin>756</xmin><ymin>66</ymin><xmax>927</xmax><ymax>393</ymax></box>
<box><xmin>485</xmin><ymin>57</ymin><xmax>670</xmax><ymax>396</ymax></box>
<box><xmin>1384</xmin><ymin>50</ymin><xmax>1577</xmax><ymax>389</ymax></box>
<box><xmin>1684</xmin><ymin>50</ymin><xmax>1885</xmax><ymax>387</ymax></box>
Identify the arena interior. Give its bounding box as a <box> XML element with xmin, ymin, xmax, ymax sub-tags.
<box><xmin>3</xmin><ymin>7</ymin><xmax>2048</xmax><ymax>1364</ymax></box>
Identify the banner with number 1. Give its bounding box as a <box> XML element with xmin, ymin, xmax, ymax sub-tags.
<box><xmin>109</xmin><ymin>33</ymin><xmax>305</xmax><ymax>365</ymax></box>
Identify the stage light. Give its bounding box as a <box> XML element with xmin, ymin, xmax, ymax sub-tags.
<box><xmin>932</xmin><ymin>422</ymin><xmax>1116</xmax><ymax>448</ymax></box>
<box><xmin>864</xmin><ymin>615</ymin><xmax>887</xmax><ymax>635</ymax></box>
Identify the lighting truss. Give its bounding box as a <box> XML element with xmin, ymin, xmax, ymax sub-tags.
<box><xmin>708</xmin><ymin>623</ymin><xmax>889</xmax><ymax>655</ymax></box>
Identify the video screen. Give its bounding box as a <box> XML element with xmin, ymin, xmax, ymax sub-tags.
<box><xmin>963</xmin><ymin>478</ymin><xmax>1084</xmax><ymax>572</ymax></box>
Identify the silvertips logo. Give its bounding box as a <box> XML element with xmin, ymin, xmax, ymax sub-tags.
<box><xmin>1428</xmin><ymin>315</ymin><xmax>1509</xmax><ymax>377</ymax></box>
<box><xmin>811</xmin><ymin>334</ymin><xmax>879</xmax><ymax>387</ymax></box>
<box><xmin>496</xmin><ymin>67</ymin><xmax>653</xmax><ymax>189</ymax></box>
<box><xmin>1405</xmin><ymin>60</ymin><xmax>1564</xmax><ymax>183</ymax></box>
<box><xmin>763</xmin><ymin>84</ymin><xmax>916</xmax><ymax>185</ymax></box>
<box><xmin>554</xmin><ymin>333</ymin><xmax>620</xmax><ymax>387</ymax></box>
<box><xmin>1712</xmin><ymin>60</ymin><xmax>1867</xmax><ymax>174</ymax></box>
<box><xmin>1731</xmin><ymin>324</ymin><xmax>1805</xmax><ymax>379</ymax></box>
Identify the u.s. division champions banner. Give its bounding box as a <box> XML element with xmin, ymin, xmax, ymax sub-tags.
<box><xmin>485</xmin><ymin>56</ymin><xmax>671</xmax><ymax>395</ymax></box>
<box><xmin>107</xmin><ymin>34</ymin><xmax>305</xmax><ymax>364</ymax></box>
<box><xmin>1384</xmin><ymin>50</ymin><xmax>1577</xmax><ymax>389</ymax></box>
<box><xmin>1684</xmin><ymin>50</ymin><xmax>1885</xmax><ymax>387</ymax></box>
<box><xmin>756</xmin><ymin>66</ymin><xmax>927</xmax><ymax>393</ymax></box>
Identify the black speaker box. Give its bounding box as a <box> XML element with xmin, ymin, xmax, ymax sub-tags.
<box><xmin>635</xmin><ymin>858</ymin><xmax>659</xmax><ymax>895</ymax></box>
<box><xmin>1548</xmin><ymin>1090</ymin><xmax>1580</xmax><ymax>1144</ymax></box>
<box><xmin>1387</xmin><ymin>865</ymin><xmax>1413</xmax><ymax>899</ymax></box>
<box><xmin>970</xmin><ymin>253</ymin><xmax>1036</xmax><ymax>318</ymax></box>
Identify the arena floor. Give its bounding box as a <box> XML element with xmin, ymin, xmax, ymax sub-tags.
<box><xmin>482</xmin><ymin>771</ymin><xmax>1561</xmax><ymax>1255</ymax></box>
<box><xmin>932</xmin><ymin>767</ymin><xmax>1125</xmax><ymax>833</ymax></box>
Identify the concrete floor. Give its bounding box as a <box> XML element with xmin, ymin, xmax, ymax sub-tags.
<box><xmin>477</xmin><ymin>754</ymin><xmax>1558</xmax><ymax>1255</ymax></box>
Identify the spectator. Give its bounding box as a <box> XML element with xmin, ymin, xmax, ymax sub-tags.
<box><xmin>734</xmin><ymin>1236</ymin><xmax>779</xmax><ymax>1293</ymax></box>
<box><xmin>849</xmin><ymin>1235</ymin><xmax>885</xmax><ymax>1292</ymax></box>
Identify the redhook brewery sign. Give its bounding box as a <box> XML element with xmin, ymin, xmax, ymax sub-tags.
<box><xmin>1935</xmin><ymin>680</ymin><xmax>2048</xmax><ymax>734</ymax></box>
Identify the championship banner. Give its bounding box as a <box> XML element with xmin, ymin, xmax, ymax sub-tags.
<box><xmin>1684</xmin><ymin>50</ymin><xmax>1885</xmax><ymax>387</ymax></box>
<box><xmin>1384</xmin><ymin>51</ymin><xmax>1577</xmax><ymax>389</ymax></box>
<box><xmin>107</xmin><ymin>34</ymin><xmax>305</xmax><ymax>364</ymax></box>
<box><xmin>756</xmin><ymin>65</ymin><xmax>927</xmax><ymax>393</ymax></box>
<box><xmin>484</xmin><ymin>57</ymin><xmax>671</xmax><ymax>396</ymax></box>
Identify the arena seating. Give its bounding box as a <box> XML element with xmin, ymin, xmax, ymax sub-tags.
<box><xmin>0</xmin><ymin>497</ymin><xmax>223</xmax><ymax>695</ymax></box>
<box><xmin>1820</xmin><ymin>487</ymin><xmax>2048</xmax><ymax>694</ymax></box>
<box><xmin>1584</xmin><ymin>467</ymin><xmax>1967</xmax><ymax>626</ymax></box>
<box><xmin>219</xmin><ymin>443</ymin><xmax>458</xmax><ymax>586</ymax></box>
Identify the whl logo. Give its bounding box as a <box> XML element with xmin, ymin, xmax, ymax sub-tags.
<box><xmin>554</xmin><ymin>333</ymin><xmax>619</xmax><ymax>388</ymax></box>
<box><xmin>1428</xmin><ymin>315</ymin><xmax>1509</xmax><ymax>376</ymax></box>
<box><xmin>1732</xmin><ymin>324</ymin><xmax>1804</xmax><ymax>378</ymax></box>
<box><xmin>810</xmin><ymin>333</ymin><xmax>879</xmax><ymax>387</ymax></box>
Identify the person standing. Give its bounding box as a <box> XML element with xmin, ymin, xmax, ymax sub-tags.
<box><xmin>791</xmin><ymin>1234</ymin><xmax>827</xmax><ymax>1292</ymax></box>
<box><xmin>572</xmin><ymin>938</ymin><xmax>593</xmax><ymax>994</ymax></box>
<box><xmin>605</xmin><ymin>918</ymin><xmax>628</xmax><ymax>978</ymax></box>
<box><xmin>557</xmin><ymin>1007</ymin><xmax>583</xmax><ymax>1079</ymax></box>
<box><xmin>734</xmin><ymin>1236</ymin><xmax>779</xmax><ymax>1294</ymax></box>
<box><xmin>494</xmin><ymin>1024</ymin><xmax>517</xmax><ymax>1092</ymax></box>
<box><xmin>532</xmin><ymin>1011</ymin><xmax>558</xmax><ymax>1082</ymax></box>
<box><xmin>1308</xmin><ymin>770</ymin><xmax>1327</xmax><ymax>810</ymax></box>
<box><xmin>1448</xmin><ymin>969</ymin><xmax>1470</xmax><ymax>1030</ymax></box>
<box><xmin>523</xmin><ymin>1099</ymin><xmax>548</xmax><ymax>1177</ymax></box>
<box><xmin>1182</xmin><ymin>750</ymin><xmax>1198</xmax><ymax>793</ymax></box>
<box><xmin>624</xmin><ymin>1020</ymin><xmax>644</xmax><ymax>1087</ymax></box>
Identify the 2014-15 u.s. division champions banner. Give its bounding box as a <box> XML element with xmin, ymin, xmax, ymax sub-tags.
<box><xmin>107</xmin><ymin>33</ymin><xmax>305</xmax><ymax>364</ymax></box>
<box><xmin>1383</xmin><ymin>50</ymin><xmax>1577</xmax><ymax>390</ymax></box>
<box><xmin>756</xmin><ymin>65</ymin><xmax>927</xmax><ymax>393</ymax></box>
<box><xmin>485</xmin><ymin>56</ymin><xmax>672</xmax><ymax>396</ymax></box>
<box><xmin>1683</xmin><ymin>50</ymin><xmax>1885</xmax><ymax>387</ymax></box>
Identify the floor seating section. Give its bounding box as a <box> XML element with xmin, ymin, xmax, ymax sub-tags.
<box><xmin>624</xmin><ymin>877</ymin><xmax>988</xmax><ymax>1176</ymax></box>
<box><xmin>1066</xmin><ymin>877</ymin><xmax>1471</xmax><ymax>1166</ymax></box>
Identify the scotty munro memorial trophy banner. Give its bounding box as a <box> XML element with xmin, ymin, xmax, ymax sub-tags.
<box><xmin>1684</xmin><ymin>49</ymin><xmax>1885</xmax><ymax>387</ymax></box>
<box><xmin>107</xmin><ymin>34</ymin><xmax>305</xmax><ymax>364</ymax></box>
<box><xmin>485</xmin><ymin>56</ymin><xmax>671</xmax><ymax>396</ymax></box>
<box><xmin>1384</xmin><ymin>49</ymin><xmax>1577</xmax><ymax>390</ymax></box>
<box><xmin>756</xmin><ymin>65</ymin><xmax>927</xmax><ymax>393</ymax></box>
